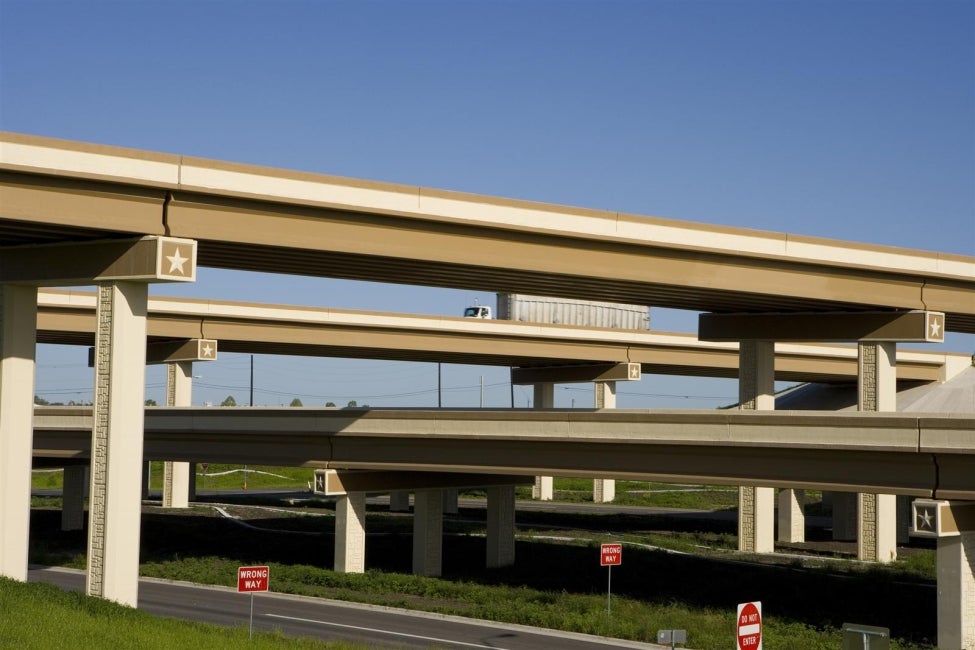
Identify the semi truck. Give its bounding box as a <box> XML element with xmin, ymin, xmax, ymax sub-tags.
<box><xmin>464</xmin><ymin>293</ymin><xmax>649</xmax><ymax>330</ymax></box>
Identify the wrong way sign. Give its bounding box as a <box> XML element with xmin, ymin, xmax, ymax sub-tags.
<box><xmin>237</xmin><ymin>565</ymin><xmax>269</xmax><ymax>593</ymax></box>
<box><xmin>600</xmin><ymin>543</ymin><xmax>622</xmax><ymax>566</ymax></box>
<box><xmin>737</xmin><ymin>601</ymin><xmax>762</xmax><ymax>650</ymax></box>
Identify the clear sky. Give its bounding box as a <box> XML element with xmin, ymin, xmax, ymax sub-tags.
<box><xmin>2</xmin><ymin>0</ymin><xmax>973</xmax><ymax>408</ymax></box>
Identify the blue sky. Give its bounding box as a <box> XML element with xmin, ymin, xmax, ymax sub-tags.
<box><xmin>2</xmin><ymin>0</ymin><xmax>973</xmax><ymax>408</ymax></box>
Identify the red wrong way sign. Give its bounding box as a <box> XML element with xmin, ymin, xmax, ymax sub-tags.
<box><xmin>600</xmin><ymin>543</ymin><xmax>622</xmax><ymax>566</ymax></box>
<box><xmin>237</xmin><ymin>565</ymin><xmax>269</xmax><ymax>593</ymax></box>
<box><xmin>737</xmin><ymin>601</ymin><xmax>762</xmax><ymax>650</ymax></box>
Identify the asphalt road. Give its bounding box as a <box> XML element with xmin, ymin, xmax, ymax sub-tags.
<box><xmin>30</xmin><ymin>566</ymin><xmax>666</xmax><ymax>650</ymax></box>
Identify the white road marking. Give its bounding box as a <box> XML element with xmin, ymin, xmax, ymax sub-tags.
<box><xmin>266</xmin><ymin>613</ymin><xmax>510</xmax><ymax>649</ymax></box>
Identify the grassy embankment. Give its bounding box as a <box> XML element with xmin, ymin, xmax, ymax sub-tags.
<box><xmin>0</xmin><ymin>577</ymin><xmax>366</xmax><ymax>650</ymax></box>
<box><xmin>27</xmin><ymin>465</ymin><xmax>938</xmax><ymax>649</ymax></box>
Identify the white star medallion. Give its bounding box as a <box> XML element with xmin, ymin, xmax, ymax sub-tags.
<box><xmin>166</xmin><ymin>248</ymin><xmax>188</xmax><ymax>275</ymax></box>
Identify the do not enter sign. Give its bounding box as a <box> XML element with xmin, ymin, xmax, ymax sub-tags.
<box><xmin>737</xmin><ymin>601</ymin><xmax>762</xmax><ymax>650</ymax></box>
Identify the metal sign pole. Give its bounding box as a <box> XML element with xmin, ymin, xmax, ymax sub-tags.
<box><xmin>249</xmin><ymin>592</ymin><xmax>254</xmax><ymax>639</ymax></box>
<box><xmin>607</xmin><ymin>564</ymin><xmax>612</xmax><ymax>615</ymax></box>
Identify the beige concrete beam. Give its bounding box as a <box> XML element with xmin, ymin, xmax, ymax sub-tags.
<box><xmin>334</xmin><ymin>492</ymin><xmax>366</xmax><ymax>574</ymax></box>
<box><xmin>313</xmin><ymin>469</ymin><xmax>532</xmax><ymax>496</ymax></box>
<box><xmin>31</xmin><ymin>408</ymin><xmax>975</xmax><ymax>499</ymax></box>
<box><xmin>412</xmin><ymin>490</ymin><xmax>443</xmax><ymax>577</ymax></box>
<box><xmin>700</xmin><ymin>310</ymin><xmax>946</xmax><ymax>343</ymax></box>
<box><xmin>0</xmin><ymin>237</ymin><xmax>197</xmax><ymax>286</ymax></box>
<box><xmin>512</xmin><ymin>363</ymin><xmax>640</xmax><ymax>385</ymax></box>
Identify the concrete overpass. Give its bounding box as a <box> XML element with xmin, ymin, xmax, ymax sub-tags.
<box><xmin>2</xmin><ymin>132</ymin><xmax>973</xmax><ymax>332</ymax></box>
<box><xmin>35</xmin><ymin>289</ymin><xmax>970</xmax><ymax>383</ymax></box>
<box><xmin>32</xmin><ymin>407</ymin><xmax>975</xmax><ymax>500</ymax></box>
<box><xmin>3</xmin><ymin>133</ymin><xmax>974</xmax><ymax>648</ymax></box>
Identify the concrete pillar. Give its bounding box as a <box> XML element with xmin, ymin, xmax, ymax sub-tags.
<box><xmin>0</xmin><ymin>285</ymin><xmax>38</xmax><ymax>582</ymax></box>
<box><xmin>937</xmin><ymin>532</ymin><xmax>975</xmax><ymax>650</ymax></box>
<box><xmin>831</xmin><ymin>492</ymin><xmax>858</xmax><ymax>541</ymax></box>
<box><xmin>389</xmin><ymin>491</ymin><xmax>410</xmax><ymax>512</ymax></box>
<box><xmin>162</xmin><ymin>361</ymin><xmax>192</xmax><ymax>509</ymax></box>
<box><xmin>857</xmin><ymin>341</ymin><xmax>897</xmax><ymax>563</ymax></box>
<box><xmin>532</xmin><ymin>383</ymin><xmax>555</xmax><ymax>501</ymax></box>
<box><xmin>334</xmin><ymin>492</ymin><xmax>366</xmax><ymax>573</ymax></box>
<box><xmin>737</xmin><ymin>340</ymin><xmax>775</xmax><ymax>554</ymax></box>
<box><xmin>532</xmin><ymin>476</ymin><xmax>553</xmax><ymax>501</ymax></box>
<box><xmin>486</xmin><ymin>485</ymin><xmax>516</xmax><ymax>568</ymax></box>
<box><xmin>897</xmin><ymin>495</ymin><xmax>912</xmax><ymax>545</ymax></box>
<box><xmin>412</xmin><ymin>490</ymin><xmax>443</xmax><ymax>577</ymax></box>
<box><xmin>592</xmin><ymin>382</ymin><xmax>616</xmax><ymax>503</ymax></box>
<box><xmin>187</xmin><ymin>463</ymin><xmax>197</xmax><ymax>501</ymax></box>
<box><xmin>442</xmin><ymin>488</ymin><xmax>459</xmax><ymax>515</ymax></box>
<box><xmin>86</xmin><ymin>282</ymin><xmax>149</xmax><ymax>606</ymax></box>
<box><xmin>142</xmin><ymin>461</ymin><xmax>151</xmax><ymax>500</ymax></box>
<box><xmin>0</xmin><ymin>285</ymin><xmax>37</xmax><ymax>582</ymax></box>
<box><xmin>62</xmin><ymin>465</ymin><xmax>89</xmax><ymax>532</ymax></box>
<box><xmin>777</xmin><ymin>489</ymin><xmax>805</xmax><ymax>544</ymax></box>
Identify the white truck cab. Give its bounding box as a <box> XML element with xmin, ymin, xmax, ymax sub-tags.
<box><xmin>463</xmin><ymin>305</ymin><xmax>492</xmax><ymax>318</ymax></box>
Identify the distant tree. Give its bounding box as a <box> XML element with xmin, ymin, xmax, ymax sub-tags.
<box><xmin>220</xmin><ymin>395</ymin><xmax>237</xmax><ymax>407</ymax></box>
<box><xmin>145</xmin><ymin>399</ymin><xmax>158</xmax><ymax>406</ymax></box>
<box><xmin>325</xmin><ymin>401</ymin><xmax>336</xmax><ymax>407</ymax></box>
<box><xmin>289</xmin><ymin>398</ymin><xmax>303</xmax><ymax>407</ymax></box>
<box><xmin>346</xmin><ymin>400</ymin><xmax>357</xmax><ymax>407</ymax></box>
<box><xmin>34</xmin><ymin>396</ymin><xmax>50</xmax><ymax>405</ymax></box>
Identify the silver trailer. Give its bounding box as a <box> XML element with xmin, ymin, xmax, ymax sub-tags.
<box><xmin>495</xmin><ymin>293</ymin><xmax>649</xmax><ymax>330</ymax></box>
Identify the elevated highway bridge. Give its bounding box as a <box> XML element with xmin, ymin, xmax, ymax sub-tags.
<box><xmin>32</xmin><ymin>407</ymin><xmax>975</xmax><ymax>500</ymax></box>
<box><xmin>35</xmin><ymin>289</ymin><xmax>968</xmax><ymax>383</ymax></box>
<box><xmin>3</xmin><ymin>133</ymin><xmax>974</xmax><ymax>647</ymax></box>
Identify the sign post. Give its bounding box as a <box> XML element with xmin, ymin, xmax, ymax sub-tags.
<box><xmin>238</xmin><ymin>565</ymin><xmax>269</xmax><ymax>639</ymax></box>
<box><xmin>600</xmin><ymin>543</ymin><xmax>622</xmax><ymax>615</ymax></box>
<box><xmin>737</xmin><ymin>601</ymin><xmax>762</xmax><ymax>650</ymax></box>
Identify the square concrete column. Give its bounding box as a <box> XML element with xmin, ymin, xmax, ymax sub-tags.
<box><xmin>334</xmin><ymin>492</ymin><xmax>366</xmax><ymax>573</ymax></box>
<box><xmin>531</xmin><ymin>383</ymin><xmax>555</xmax><ymax>501</ymax></box>
<box><xmin>830</xmin><ymin>492</ymin><xmax>858</xmax><ymax>540</ymax></box>
<box><xmin>187</xmin><ymin>463</ymin><xmax>197</xmax><ymax>501</ymax></box>
<box><xmin>0</xmin><ymin>285</ymin><xmax>38</xmax><ymax>581</ymax></box>
<box><xmin>442</xmin><ymin>488</ymin><xmax>459</xmax><ymax>514</ymax></box>
<box><xmin>389</xmin><ymin>491</ymin><xmax>410</xmax><ymax>512</ymax></box>
<box><xmin>738</xmin><ymin>340</ymin><xmax>775</xmax><ymax>554</ymax></box>
<box><xmin>777</xmin><ymin>489</ymin><xmax>805</xmax><ymax>544</ymax></box>
<box><xmin>592</xmin><ymin>382</ymin><xmax>616</xmax><ymax>503</ymax></box>
<box><xmin>162</xmin><ymin>361</ymin><xmax>193</xmax><ymax>509</ymax></box>
<box><xmin>86</xmin><ymin>282</ymin><xmax>149</xmax><ymax>607</ymax></box>
<box><xmin>413</xmin><ymin>489</ymin><xmax>443</xmax><ymax>577</ymax></box>
<box><xmin>486</xmin><ymin>485</ymin><xmax>516</xmax><ymax>568</ymax></box>
<box><xmin>62</xmin><ymin>465</ymin><xmax>89</xmax><ymax>532</ymax></box>
<box><xmin>937</xmin><ymin>532</ymin><xmax>975</xmax><ymax>650</ymax></box>
<box><xmin>857</xmin><ymin>341</ymin><xmax>897</xmax><ymax>563</ymax></box>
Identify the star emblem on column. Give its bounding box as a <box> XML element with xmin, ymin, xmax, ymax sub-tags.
<box><xmin>915</xmin><ymin>506</ymin><xmax>935</xmax><ymax>531</ymax></box>
<box><xmin>201</xmin><ymin>342</ymin><xmax>214</xmax><ymax>358</ymax></box>
<box><xmin>928</xmin><ymin>314</ymin><xmax>942</xmax><ymax>339</ymax></box>
<box><xmin>166</xmin><ymin>248</ymin><xmax>188</xmax><ymax>275</ymax></box>
<box><xmin>629</xmin><ymin>363</ymin><xmax>641</xmax><ymax>379</ymax></box>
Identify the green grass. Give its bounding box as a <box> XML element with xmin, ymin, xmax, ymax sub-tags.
<box><xmin>0</xmin><ymin>577</ymin><xmax>365</xmax><ymax>649</ymax></box>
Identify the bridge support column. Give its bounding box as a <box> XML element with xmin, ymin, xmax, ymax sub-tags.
<box><xmin>777</xmin><ymin>489</ymin><xmax>805</xmax><ymax>543</ymax></box>
<box><xmin>912</xmin><ymin>500</ymin><xmax>975</xmax><ymax>650</ymax></box>
<box><xmin>413</xmin><ymin>489</ymin><xmax>443</xmax><ymax>577</ymax></box>
<box><xmin>0</xmin><ymin>285</ymin><xmax>37</xmax><ymax>582</ymax></box>
<box><xmin>62</xmin><ymin>465</ymin><xmax>89</xmax><ymax>531</ymax></box>
<box><xmin>857</xmin><ymin>341</ymin><xmax>897</xmax><ymax>563</ymax></box>
<box><xmin>334</xmin><ymin>492</ymin><xmax>366</xmax><ymax>573</ymax></box>
<box><xmin>531</xmin><ymin>383</ymin><xmax>555</xmax><ymax>501</ymax></box>
<box><xmin>738</xmin><ymin>340</ymin><xmax>775</xmax><ymax>554</ymax></box>
<box><xmin>486</xmin><ymin>485</ymin><xmax>516</xmax><ymax>568</ymax></box>
<box><xmin>592</xmin><ymin>382</ymin><xmax>616</xmax><ymax>503</ymax></box>
<box><xmin>830</xmin><ymin>492</ymin><xmax>858</xmax><ymax>540</ymax></box>
<box><xmin>162</xmin><ymin>362</ymin><xmax>193</xmax><ymax>509</ymax></box>
<box><xmin>442</xmin><ymin>488</ymin><xmax>459</xmax><ymax>515</ymax></box>
<box><xmin>86</xmin><ymin>282</ymin><xmax>149</xmax><ymax>606</ymax></box>
<box><xmin>389</xmin><ymin>491</ymin><xmax>410</xmax><ymax>512</ymax></box>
